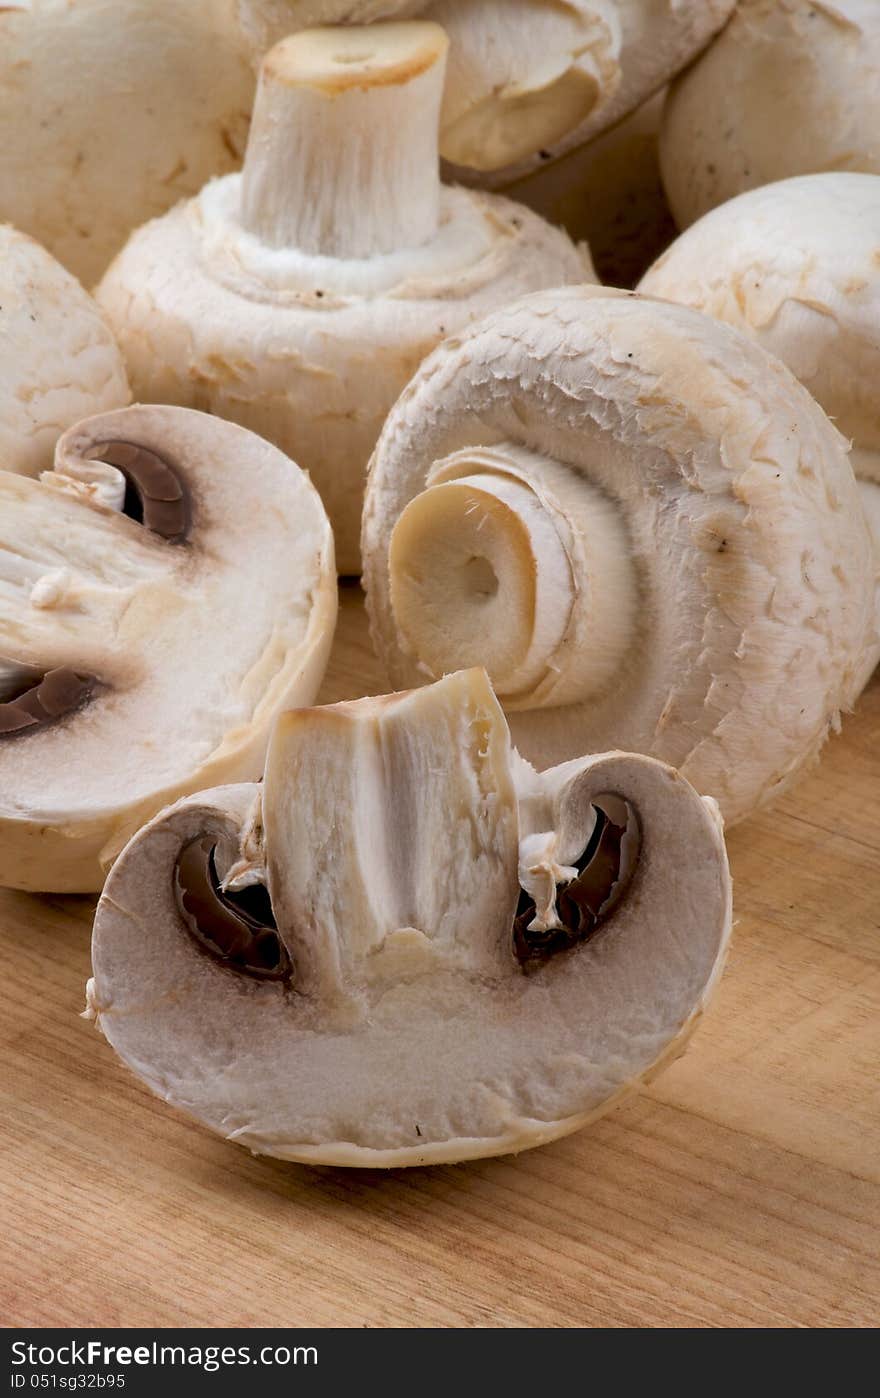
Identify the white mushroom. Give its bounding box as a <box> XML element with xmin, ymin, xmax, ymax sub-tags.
<box><xmin>0</xmin><ymin>225</ymin><xmax>130</xmax><ymax>477</ymax></box>
<box><xmin>639</xmin><ymin>174</ymin><xmax>880</xmax><ymax>482</ymax></box>
<box><xmin>659</xmin><ymin>0</ymin><xmax>880</xmax><ymax>230</ymax></box>
<box><xmin>258</xmin><ymin>3</ymin><xmax>735</xmax><ymax>184</ymax></box>
<box><xmin>95</xmin><ymin>24</ymin><xmax>590</xmax><ymax>574</ymax></box>
<box><xmin>86</xmin><ymin>667</ymin><xmax>731</xmax><ymax>1167</ymax></box>
<box><xmin>0</xmin><ymin>2</ymin><xmax>271</xmax><ymax>284</ymax></box>
<box><xmin>362</xmin><ymin>286</ymin><xmax>876</xmax><ymax>826</ymax></box>
<box><xmin>638</xmin><ymin>173</ymin><xmax>880</xmax><ymax>670</ymax></box>
<box><xmin>0</xmin><ymin>404</ymin><xmax>336</xmax><ymax>893</ymax></box>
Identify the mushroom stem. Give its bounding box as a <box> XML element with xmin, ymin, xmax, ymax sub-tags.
<box><xmin>240</xmin><ymin>22</ymin><xmax>448</xmax><ymax>258</ymax></box>
<box><xmin>387</xmin><ymin>443</ymin><xmax>638</xmax><ymax>710</ymax></box>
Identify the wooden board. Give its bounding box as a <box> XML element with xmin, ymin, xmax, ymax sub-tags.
<box><xmin>2</xmin><ymin>584</ymin><xmax>879</xmax><ymax>1329</ymax></box>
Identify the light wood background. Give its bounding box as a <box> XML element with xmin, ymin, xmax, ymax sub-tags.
<box><xmin>2</xmin><ymin>585</ymin><xmax>878</xmax><ymax>1328</ymax></box>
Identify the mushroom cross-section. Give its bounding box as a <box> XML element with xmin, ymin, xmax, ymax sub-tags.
<box><xmin>86</xmin><ymin>668</ymin><xmax>732</xmax><ymax>1168</ymax></box>
<box><xmin>362</xmin><ymin>285</ymin><xmax>876</xmax><ymax>826</ymax></box>
<box><xmin>0</xmin><ymin>225</ymin><xmax>130</xmax><ymax>478</ymax></box>
<box><xmin>94</xmin><ymin>22</ymin><xmax>592</xmax><ymax>573</ymax></box>
<box><xmin>0</xmin><ymin>404</ymin><xmax>336</xmax><ymax>893</ymax></box>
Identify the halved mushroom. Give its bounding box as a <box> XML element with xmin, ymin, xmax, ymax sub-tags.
<box><xmin>0</xmin><ymin>225</ymin><xmax>130</xmax><ymax>477</ymax></box>
<box><xmin>659</xmin><ymin>0</ymin><xmax>880</xmax><ymax>229</ymax></box>
<box><xmin>0</xmin><ymin>404</ymin><xmax>336</xmax><ymax>893</ymax></box>
<box><xmin>86</xmin><ymin>667</ymin><xmax>731</xmax><ymax>1167</ymax></box>
<box><xmin>95</xmin><ymin>23</ymin><xmax>590</xmax><ymax>574</ymax></box>
<box><xmin>362</xmin><ymin>285</ymin><xmax>876</xmax><ymax>826</ymax></box>
<box><xmin>260</xmin><ymin>2</ymin><xmax>735</xmax><ymax>185</ymax></box>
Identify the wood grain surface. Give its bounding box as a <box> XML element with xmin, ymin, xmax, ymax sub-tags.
<box><xmin>2</xmin><ymin>584</ymin><xmax>878</xmax><ymax>1329</ymax></box>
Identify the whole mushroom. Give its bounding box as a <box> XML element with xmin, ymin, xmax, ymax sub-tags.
<box><xmin>362</xmin><ymin>285</ymin><xmax>876</xmax><ymax>826</ymax></box>
<box><xmin>86</xmin><ymin>667</ymin><xmax>732</xmax><ymax>1167</ymax></box>
<box><xmin>659</xmin><ymin>0</ymin><xmax>880</xmax><ymax>229</ymax></box>
<box><xmin>0</xmin><ymin>404</ymin><xmax>336</xmax><ymax>893</ymax></box>
<box><xmin>0</xmin><ymin>225</ymin><xmax>130</xmax><ymax>477</ymax></box>
<box><xmin>95</xmin><ymin>23</ymin><xmax>590</xmax><ymax>574</ymax></box>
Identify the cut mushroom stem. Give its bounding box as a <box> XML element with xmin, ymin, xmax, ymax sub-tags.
<box><xmin>388</xmin><ymin>443</ymin><xmax>638</xmax><ymax>709</ymax></box>
<box><xmin>263</xmin><ymin>667</ymin><xmax>518</xmax><ymax>1003</ymax></box>
<box><xmin>240</xmin><ymin>22</ymin><xmax>448</xmax><ymax>257</ymax></box>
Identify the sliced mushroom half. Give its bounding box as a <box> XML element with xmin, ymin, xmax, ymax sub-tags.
<box><xmin>87</xmin><ymin>668</ymin><xmax>731</xmax><ymax>1167</ymax></box>
<box><xmin>0</xmin><ymin>404</ymin><xmax>336</xmax><ymax>892</ymax></box>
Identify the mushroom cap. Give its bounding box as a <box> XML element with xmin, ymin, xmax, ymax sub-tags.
<box><xmin>88</xmin><ymin>668</ymin><xmax>731</xmax><ymax>1167</ymax></box>
<box><xmin>0</xmin><ymin>225</ymin><xmax>130</xmax><ymax>476</ymax></box>
<box><xmin>659</xmin><ymin>0</ymin><xmax>880</xmax><ymax>229</ymax></box>
<box><xmin>0</xmin><ymin>404</ymin><xmax>336</xmax><ymax>892</ymax></box>
<box><xmin>95</xmin><ymin>178</ymin><xmax>589</xmax><ymax>573</ymax></box>
<box><xmin>0</xmin><ymin>0</ymin><xmax>259</xmax><ymax>283</ymax></box>
<box><xmin>639</xmin><ymin>173</ymin><xmax>880</xmax><ymax>482</ymax></box>
<box><xmin>521</xmin><ymin>0</ymin><xmax>736</xmax><ymax>186</ymax></box>
<box><xmin>362</xmin><ymin>285</ymin><xmax>876</xmax><ymax>825</ymax></box>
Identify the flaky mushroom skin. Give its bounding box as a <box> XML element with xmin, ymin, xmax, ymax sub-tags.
<box><xmin>0</xmin><ymin>405</ymin><xmax>336</xmax><ymax>892</ymax></box>
<box><xmin>639</xmin><ymin>174</ymin><xmax>880</xmax><ymax>483</ymax></box>
<box><xmin>362</xmin><ymin>286</ymin><xmax>876</xmax><ymax>826</ymax></box>
<box><xmin>95</xmin><ymin>27</ymin><xmax>590</xmax><ymax>573</ymax></box>
<box><xmin>659</xmin><ymin>0</ymin><xmax>880</xmax><ymax>229</ymax></box>
<box><xmin>0</xmin><ymin>226</ymin><xmax>130</xmax><ymax>476</ymax></box>
<box><xmin>87</xmin><ymin>670</ymin><xmax>731</xmax><ymax>1167</ymax></box>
